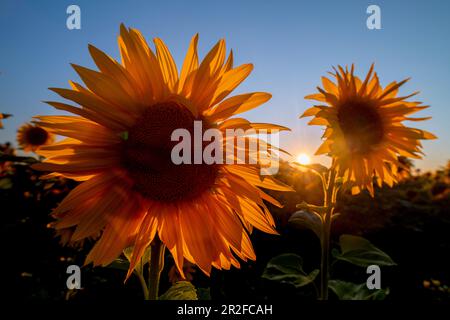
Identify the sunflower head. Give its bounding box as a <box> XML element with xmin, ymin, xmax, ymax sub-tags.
<box><xmin>0</xmin><ymin>113</ymin><xmax>12</xmax><ymax>129</ymax></box>
<box><xmin>301</xmin><ymin>64</ymin><xmax>436</xmax><ymax>195</ymax></box>
<box><xmin>32</xmin><ymin>25</ymin><xmax>292</xmax><ymax>278</ymax></box>
<box><xmin>17</xmin><ymin>123</ymin><xmax>54</xmax><ymax>152</ymax></box>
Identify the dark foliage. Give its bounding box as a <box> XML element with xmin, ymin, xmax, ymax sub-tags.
<box><xmin>1</xmin><ymin>143</ymin><xmax>449</xmax><ymax>301</ymax></box>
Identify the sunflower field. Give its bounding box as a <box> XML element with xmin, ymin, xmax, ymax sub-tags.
<box><xmin>1</xmin><ymin>1</ymin><xmax>449</xmax><ymax>312</ymax></box>
<box><xmin>1</xmin><ymin>142</ymin><xmax>449</xmax><ymax>301</ymax></box>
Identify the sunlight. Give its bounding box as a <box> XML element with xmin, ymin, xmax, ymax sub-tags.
<box><xmin>296</xmin><ymin>153</ymin><xmax>311</xmax><ymax>165</ymax></box>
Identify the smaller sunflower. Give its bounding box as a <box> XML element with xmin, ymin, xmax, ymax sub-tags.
<box><xmin>302</xmin><ymin>64</ymin><xmax>436</xmax><ymax>195</ymax></box>
<box><xmin>0</xmin><ymin>113</ymin><xmax>12</xmax><ymax>129</ymax></box>
<box><xmin>17</xmin><ymin>123</ymin><xmax>54</xmax><ymax>152</ymax></box>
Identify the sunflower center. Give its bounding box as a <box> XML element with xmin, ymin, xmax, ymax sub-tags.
<box><xmin>121</xmin><ymin>101</ymin><xmax>219</xmax><ymax>202</ymax></box>
<box><xmin>337</xmin><ymin>100</ymin><xmax>384</xmax><ymax>153</ymax></box>
<box><xmin>26</xmin><ymin>126</ymin><xmax>49</xmax><ymax>146</ymax></box>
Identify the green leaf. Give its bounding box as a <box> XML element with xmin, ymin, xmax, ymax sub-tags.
<box><xmin>107</xmin><ymin>258</ymin><xmax>129</xmax><ymax>271</ymax></box>
<box><xmin>331</xmin><ymin>248</ymin><xmax>340</xmax><ymax>258</ymax></box>
<box><xmin>295</xmin><ymin>201</ymin><xmax>328</xmax><ymax>214</ymax></box>
<box><xmin>289</xmin><ymin>210</ymin><xmax>322</xmax><ymax>240</ymax></box>
<box><xmin>329</xmin><ymin>280</ymin><xmax>389</xmax><ymax>300</ymax></box>
<box><xmin>332</xmin><ymin>213</ymin><xmax>341</xmax><ymax>221</ymax></box>
<box><xmin>334</xmin><ymin>177</ymin><xmax>344</xmax><ymax>186</ymax></box>
<box><xmin>108</xmin><ymin>246</ymin><xmax>151</xmax><ymax>275</ymax></box>
<box><xmin>123</xmin><ymin>246</ymin><xmax>151</xmax><ymax>276</ymax></box>
<box><xmin>119</xmin><ymin>131</ymin><xmax>129</xmax><ymax>141</ymax></box>
<box><xmin>334</xmin><ymin>235</ymin><xmax>396</xmax><ymax>267</ymax></box>
<box><xmin>197</xmin><ymin>288</ymin><xmax>211</xmax><ymax>300</ymax></box>
<box><xmin>0</xmin><ymin>178</ymin><xmax>13</xmax><ymax>189</ymax></box>
<box><xmin>159</xmin><ymin>281</ymin><xmax>198</xmax><ymax>300</ymax></box>
<box><xmin>262</xmin><ymin>253</ymin><xmax>319</xmax><ymax>288</ymax></box>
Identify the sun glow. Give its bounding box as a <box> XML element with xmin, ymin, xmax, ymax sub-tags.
<box><xmin>296</xmin><ymin>153</ymin><xmax>311</xmax><ymax>165</ymax></box>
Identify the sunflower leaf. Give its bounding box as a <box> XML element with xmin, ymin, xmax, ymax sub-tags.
<box><xmin>0</xmin><ymin>177</ymin><xmax>13</xmax><ymax>189</ymax></box>
<box><xmin>159</xmin><ymin>281</ymin><xmax>198</xmax><ymax>300</ymax></box>
<box><xmin>334</xmin><ymin>235</ymin><xmax>396</xmax><ymax>267</ymax></box>
<box><xmin>196</xmin><ymin>287</ymin><xmax>211</xmax><ymax>300</ymax></box>
<box><xmin>119</xmin><ymin>131</ymin><xmax>129</xmax><ymax>141</ymax></box>
<box><xmin>295</xmin><ymin>201</ymin><xmax>328</xmax><ymax>214</ymax></box>
<box><xmin>289</xmin><ymin>210</ymin><xmax>322</xmax><ymax>240</ymax></box>
<box><xmin>107</xmin><ymin>258</ymin><xmax>129</xmax><ymax>271</ymax></box>
<box><xmin>262</xmin><ymin>253</ymin><xmax>319</xmax><ymax>288</ymax></box>
<box><xmin>329</xmin><ymin>280</ymin><xmax>389</xmax><ymax>300</ymax></box>
<box><xmin>123</xmin><ymin>246</ymin><xmax>151</xmax><ymax>276</ymax></box>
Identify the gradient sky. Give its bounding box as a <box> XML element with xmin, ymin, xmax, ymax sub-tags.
<box><xmin>1</xmin><ymin>0</ymin><xmax>449</xmax><ymax>170</ymax></box>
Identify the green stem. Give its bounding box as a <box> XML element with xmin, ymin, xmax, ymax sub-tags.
<box><xmin>148</xmin><ymin>237</ymin><xmax>165</xmax><ymax>300</ymax></box>
<box><xmin>320</xmin><ymin>221</ymin><xmax>331</xmax><ymax>300</ymax></box>
<box><xmin>319</xmin><ymin>168</ymin><xmax>337</xmax><ymax>300</ymax></box>
<box><xmin>138</xmin><ymin>274</ymin><xmax>150</xmax><ymax>300</ymax></box>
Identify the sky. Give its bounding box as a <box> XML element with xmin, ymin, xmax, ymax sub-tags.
<box><xmin>0</xmin><ymin>0</ymin><xmax>449</xmax><ymax>170</ymax></box>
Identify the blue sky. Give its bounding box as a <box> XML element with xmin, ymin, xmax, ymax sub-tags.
<box><xmin>0</xmin><ymin>0</ymin><xmax>449</xmax><ymax>170</ymax></box>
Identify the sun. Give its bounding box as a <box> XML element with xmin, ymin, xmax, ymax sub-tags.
<box><xmin>296</xmin><ymin>153</ymin><xmax>311</xmax><ymax>165</ymax></box>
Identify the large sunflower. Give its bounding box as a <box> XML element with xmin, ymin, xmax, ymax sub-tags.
<box><xmin>33</xmin><ymin>25</ymin><xmax>292</xmax><ymax>277</ymax></box>
<box><xmin>17</xmin><ymin>123</ymin><xmax>54</xmax><ymax>152</ymax></box>
<box><xmin>301</xmin><ymin>64</ymin><xmax>436</xmax><ymax>195</ymax></box>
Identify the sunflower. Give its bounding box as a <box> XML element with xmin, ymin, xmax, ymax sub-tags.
<box><xmin>0</xmin><ymin>113</ymin><xmax>12</xmax><ymax>129</ymax></box>
<box><xmin>33</xmin><ymin>25</ymin><xmax>292</xmax><ymax>277</ymax></box>
<box><xmin>17</xmin><ymin>123</ymin><xmax>54</xmax><ymax>152</ymax></box>
<box><xmin>301</xmin><ymin>64</ymin><xmax>436</xmax><ymax>195</ymax></box>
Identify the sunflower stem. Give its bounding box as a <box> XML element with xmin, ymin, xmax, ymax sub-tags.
<box><xmin>148</xmin><ymin>237</ymin><xmax>165</xmax><ymax>300</ymax></box>
<box><xmin>319</xmin><ymin>168</ymin><xmax>337</xmax><ymax>300</ymax></box>
<box><xmin>138</xmin><ymin>274</ymin><xmax>149</xmax><ymax>300</ymax></box>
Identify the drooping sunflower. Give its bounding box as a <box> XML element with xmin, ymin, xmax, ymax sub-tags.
<box><xmin>17</xmin><ymin>123</ymin><xmax>54</xmax><ymax>152</ymax></box>
<box><xmin>301</xmin><ymin>64</ymin><xmax>436</xmax><ymax>195</ymax></box>
<box><xmin>33</xmin><ymin>25</ymin><xmax>292</xmax><ymax>277</ymax></box>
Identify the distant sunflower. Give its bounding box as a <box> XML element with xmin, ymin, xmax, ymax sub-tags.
<box><xmin>33</xmin><ymin>25</ymin><xmax>292</xmax><ymax>277</ymax></box>
<box><xmin>17</xmin><ymin>123</ymin><xmax>54</xmax><ymax>152</ymax></box>
<box><xmin>0</xmin><ymin>113</ymin><xmax>12</xmax><ymax>129</ymax></box>
<box><xmin>301</xmin><ymin>64</ymin><xmax>436</xmax><ymax>195</ymax></box>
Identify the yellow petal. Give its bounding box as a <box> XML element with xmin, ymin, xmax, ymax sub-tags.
<box><xmin>206</xmin><ymin>92</ymin><xmax>271</xmax><ymax>121</ymax></box>
<box><xmin>211</xmin><ymin>64</ymin><xmax>253</xmax><ymax>106</ymax></box>
<box><xmin>154</xmin><ymin>38</ymin><xmax>179</xmax><ymax>91</ymax></box>
<box><xmin>178</xmin><ymin>34</ymin><xmax>199</xmax><ymax>94</ymax></box>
